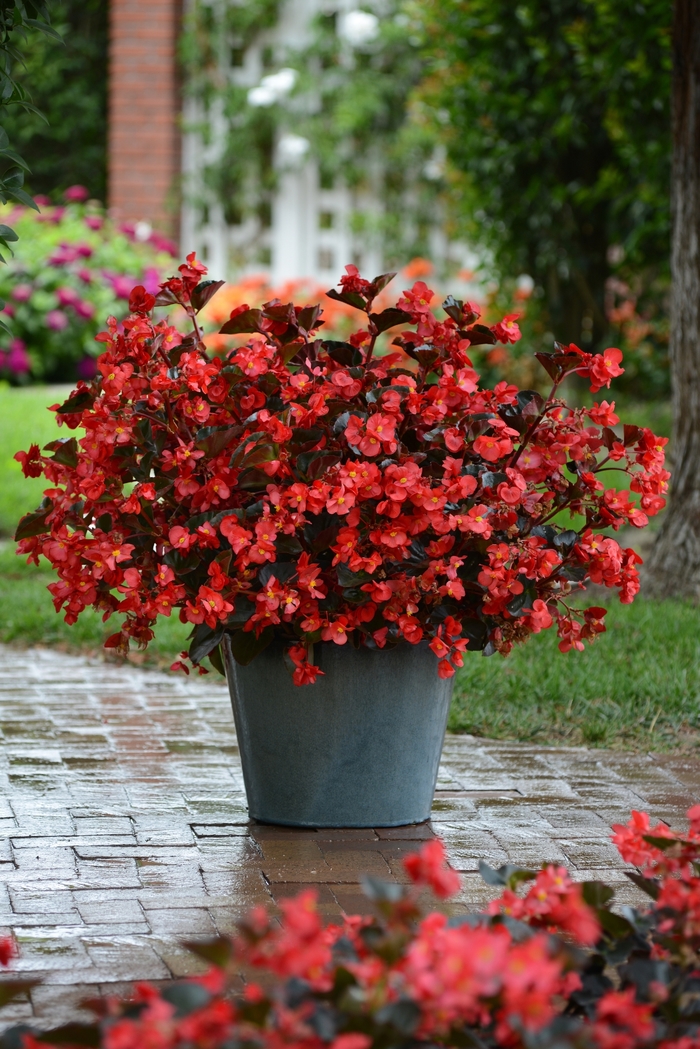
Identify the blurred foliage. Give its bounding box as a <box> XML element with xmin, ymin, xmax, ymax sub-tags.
<box><xmin>181</xmin><ymin>0</ymin><xmax>443</xmax><ymax>267</ymax></box>
<box><xmin>0</xmin><ymin>1</ymin><xmax>57</xmax><ymax>267</ymax></box>
<box><xmin>287</xmin><ymin>8</ymin><xmax>441</xmax><ymax>266</ymax></box>
<box><xmin>181</xmin><ymin>0</ymin><xmax>282</xmax><ymax>246</ymax></box>
<box><xmin>182</xmin><ymin>0</ymin><xmax>672</xmax><ymax>396</ymax></box>
<box><xmin>0</xmin><ymin>197</ymin><xmax>175</xmax><ymax>384</ymax></box>
<box><xmin>414</xmin><ymin>0</ymin><xmax>672</xmax><ymax>354</ymax></box>
<box><xmin>0</xmin><ymin>0</ymin><xmax>107</xmax><ymax>202</ymax></box>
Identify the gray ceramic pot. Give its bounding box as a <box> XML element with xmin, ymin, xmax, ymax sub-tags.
<box><xmin>222</xmin><ymin>636</ymin><xmax>453</xmax><ymax>827</ymax></box>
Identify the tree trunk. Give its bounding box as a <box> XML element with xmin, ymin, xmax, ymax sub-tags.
<box><xmin>644</xmin><ymin>0</ymin><xmax>700</xmax><ymax>598</ymax></box>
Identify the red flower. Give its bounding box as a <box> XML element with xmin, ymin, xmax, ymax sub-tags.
<box><xmin>473</xmin><ymin>433</ymin><xmax>513</xmax><ymax>462</ymax></box>
<box><xmin>398</xmin><ymin>280</ymin><xmax>435</xmax><ymax>317</ymax></box>
<box><xmin>0</xmin><ymin>936</ymin><xmax>15</xmax><ymax>967</ymax></box>
<box><xmin>14</xmin><ymin>444</ymin><xmax>42</xmax><ymax>477</ymax></box>
<box><xmin>587</xmin><ymin>347</ymin><xmax>625</xmax><ymax>393</ymax></box>
<box><xmin>13</xmin><ymin>259</ymin><xmax>663</xmax><ymax>680</ymax></box>
<box><xmin>403</xmin><ymin>838</ymin><xmax>461</xmax><ymax>898</ymax></box>
<box><xmin>322</xmin><ymin>616</ymin><xmax>351</xmax><ymax>645</ymax></box>
<box><xmin>491</xmin><ymin>312</ymin><xmax>521</xmax><ymax>343</ymax></box>
<box><xmin>128</xmin><ymin>285</ymin><xmax>156</xmax><ymax>314</ymax></box>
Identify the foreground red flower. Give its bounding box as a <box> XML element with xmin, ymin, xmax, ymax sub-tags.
<box><xmin>14</xmin><ymin>257</ymin><xmax>667</xmax><ymax>681</ymax></box>
<box><xmin>5</xmin><ymin>809</ymin><xmax>700</xmax><ymax>1049</ymax></box>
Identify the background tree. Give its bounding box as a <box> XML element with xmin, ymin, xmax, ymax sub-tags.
<box><xmin>414</xmin><ymin>0</ymin><xmax>671</xmax><ymax>351</ymax></box>
<box><xmin>0</xmin><ymin>0</ymin><xmax>56</xmax><ymax>264</ymax></box>
<box><xmin>0</xmin><ymin>0</ymin><xmax>107</xmax><ymax>202</ymax></box>
<box><xmin>644</xmin><ymin>1</ymin><xmax>700</xmax><ymax>599</ymax></box>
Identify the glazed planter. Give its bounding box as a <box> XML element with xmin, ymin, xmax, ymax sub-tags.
<box><xmin>222</xmin><ymin>636</ymin><xmax>453</xmax><ymax>828</ymax></box>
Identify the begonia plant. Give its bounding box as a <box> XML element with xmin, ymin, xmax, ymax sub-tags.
<box><xmin>2</xmin><ymin>807</ymin><xmax>700</xmax><ymax>1049</ymax></box>
<box><xmin>14</xmin><ymin>256</ymin><xmax>668</xmax><ymax>683</ymax></box>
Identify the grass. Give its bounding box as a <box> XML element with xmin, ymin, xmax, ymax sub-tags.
<box><xmin>1</xmin><ymin>383</ymin><xmax>696</xmax><ymax>752</ymax></box>
<box><xmin>0</xmin><ymin>383</ymin><xmax>72</xmax><ymax>537</ymax></box>
<box><xmin>450</xmin><ymin>598</ymin><xmax>700</xmax><ymax>751</ymax></box>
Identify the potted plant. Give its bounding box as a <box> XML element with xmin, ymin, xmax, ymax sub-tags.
<box><xmin>14</xmin><ymin>256</ymin><xmax>668</xmax><ymax>827</ymax></box>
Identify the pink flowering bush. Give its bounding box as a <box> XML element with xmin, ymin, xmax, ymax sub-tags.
<box><xmin>0</xmin><ymin>187</ymin><xmax>175</xmax><ymax>383</ymax></box>
<box><xmin>2</xmin><ymin>808</ymin><xmax>700</xmax><ymax>1049</ymax></box>
<box><xmin>14</xmin><ymin>257</ymin><xmax>667</xmax><ymax>683</ymax></box>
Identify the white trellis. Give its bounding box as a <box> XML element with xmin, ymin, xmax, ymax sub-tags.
<box><xmin>180</xmin><ymin>0</ymin><xmax>479</xmax><ymax>289</ymax></box>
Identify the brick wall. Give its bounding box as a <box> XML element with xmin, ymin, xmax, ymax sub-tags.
<box><xmin>108</xmin><ymin>0</ymin><xmax>181</xmax><ymax>236</ymax></box>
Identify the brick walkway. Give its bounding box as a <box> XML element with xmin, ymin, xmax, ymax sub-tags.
<box><xmin>0</xmin><ymin>643</ymin><xmax>699</xmax><ymax>1029</ymax></box>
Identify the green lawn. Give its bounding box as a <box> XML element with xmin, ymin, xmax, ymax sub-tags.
<box><xmin>0</xmin><ymin>383</ymin><xmax>72</xmax><ymax>537</ymax></box>
<box><xmin>1</xmin><ymin>384</ymin><xmax>696</xmax><ymax>752</ymax></box>
<box><xmin>450</xmin><ymin>598</ymin><xmax>700</xmax><ymax>750</ymax></box>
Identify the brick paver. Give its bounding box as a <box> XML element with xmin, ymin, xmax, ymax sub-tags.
<box><xmin>0</xmin><ymin>643</ymin><xmax>698</xmax><ymax>1028</ymax></box>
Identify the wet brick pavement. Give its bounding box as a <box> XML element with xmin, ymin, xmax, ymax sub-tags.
<box><xmin>0</xmin><ymin>643</ymin><xmax>699</xmax><ymax>1028</ymax></box>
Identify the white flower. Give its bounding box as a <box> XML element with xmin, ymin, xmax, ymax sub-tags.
<box><xmin>247</xmin><ymin>68</ymin><xmax>297</xmax><ymax>107</ymax></box>
<box><xmin>338</xmin><ymin>10</ymin><xmax>380</xmax><ymax>47</ymax></box>
<box><xmin>277</xmin><ymin>133</ymin><xmax>310</xmax><ymax>166</ymax></box>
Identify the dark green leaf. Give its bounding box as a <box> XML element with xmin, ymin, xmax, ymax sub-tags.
<box><xmin>642</xmin><ymin>833</ymin><xmax>679</xmax><ymax>851</ymax></box>
<box><xmin>442</xmin><ymin>294</ymin><xmax>464</xmax><ymax>323</ymax></box>
<box><xmin>154</xmin><ymin>286</ymin><xmax>180</xmax><ymax>307</ymax></box>
<box><xmin>228</xmin><ymin>626</ymin><xmax>274</xmax><ymax>666</ymax></box>
<box><xmin>37</xmin><ymin>1025</ymin><xmax>100</xmax><ymax>1047</ymax></box>
<box><xmin>194</xmin><ymin>425</ymin><xmax>239</xmax><ymax>457</ymax></box>
<box><xmin>369</xmin><ymin>307</ymin><xmax>411</xmax><ymax>333</ymax></box>
<box><xmin>191</xmin><ymin>280</ymin><xmax>225</xmax><ymax>313</ymax></box>
<box><xmin>259</xmin><ymin>562</ymin><xmax>297</xmax><ymax>585</ymax></box>
<box><xmin>56</xmin><ymin>390</ymin><xmax>95</xmax><ymax>415</ymax></box>
<box><xmin>326</xmin><ymin>287</ymin><xmax>367</xmax><ymax>312</ymax></box>
<box><xmin>208</xmin><ymin>643</ymin><xmax>225</xmax><ymax>677</ymax></box>
<box><xmin>219</xmin><ymin>308</ymin><xmax>263</xmax><ymax>335</ymax></box>
<box><xmin>598</xmin><ymin>909</ymin><xmax>634</xmax><ymax>938</ymax></box>
<box><xmin>297</xmin><ymin>304</ymin><xmax>323</xmax><ymax>331</ymax></box>
<box><xmin>582</xmin><ymin>881</ymin><xmax>615</xmax><ymax>908</ymax></box>
<box><xmin>322</xmin><ymin>340</ymin><xmax>359</xmax><ymax>366</ymax></box>
<box><xmin>43</xmin><ymin>437</ymin><xmax>78</xmax><ymax>467</ymax></box>
<box><xmin>464</xmin><ymin>323</ymin><xmax>497</xmax><ymax>346</ymax></box>
<box><xmin>624</xmin><ymin>872</ymin><xmax>659</xmax><ymax>900</ymax></box>
<box><xmin>478</xmin><ymin>860</ymin><xmax>536</xmax><ymax>888</ymax></box>
<box><xmin>182</xmin><ymin>936</ymin><xmax>233</xmax><ymax>967</ymax></box>
<box><xmin>375</xmin><ymin>999</ymin><xmax>420</xmax><ymax>1035</ymax></box>
<box><xmin>361</xmin><ymin>875</ymin><xmax>406</xmax><ymax>902</ymax></box>
<box><xmin>553</xmin><ymin>530</ymin><xmax>578</xmax><ymax>551</ymax></box>
<box><xmin>370</xmin><ymin>271</ymin><xmax>397</xmax><ymax>295</ymax></box>
<box><xmin>160</xmin><ymin>982</ymin><xmax>211</xmax><ymax>1017</ymax></box>
<box><xmin>189</xmin><ymin>622</ymin><xmax>225</xmax><ymax>665</ymax></box>
<box><xmin>14</xmin><ymin>507</ymin><xmax>49</xmax><ymax>540</ymax></box>
<box><xmin>0</xmin><ymin>980</ymin><xmax>39</xmax><ymax>1008</ymax></box>
<box><xmin>336</xmin><ymin>564</ymin><xmax>371</xmax><ymax>587</ymax></box>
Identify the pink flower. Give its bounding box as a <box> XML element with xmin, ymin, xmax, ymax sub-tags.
<box><xmin>12</xmin><ymin>283</ymin><xmax>32</xmax><ymax>302</ymax></box>
<box><xmin>57</xmin><ymin>286</ymin><xmax>79</xmax><ymax>307</ymax></box>
<box><xmin>7</xmin><ymin>339</ymin><xmax>30</xmax><ymax>374</ymax></box>
<box><xmin>46</xmin><ymin>310</ymin><xmax>69</xmax><ymax>331</ymax></box>
<box><xmin>74</xmin><ymin>300</ymin><xmax>95</xmax><ymax>320</ymax></box>
<box><xmin>64</xmin><ymin>184</ymin><xmax>90</xmax><ymax>202</ymax></box>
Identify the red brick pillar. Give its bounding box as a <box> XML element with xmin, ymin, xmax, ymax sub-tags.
<box><xmin>108</xmin><ymin>0</ymin><xmax>181</xmax><ymax>236</ymax></box>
